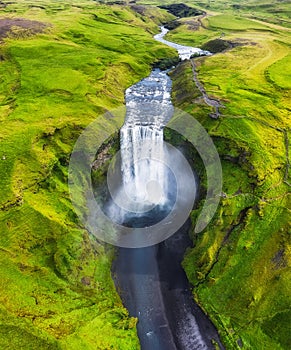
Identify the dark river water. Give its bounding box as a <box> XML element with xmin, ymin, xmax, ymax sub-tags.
<box><xmin>113</xmin><ymin>221</ymin><xmax>225</xmax><ymax>349</ymax></box>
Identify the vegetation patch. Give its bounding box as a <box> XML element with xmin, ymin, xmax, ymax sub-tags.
<box><xmin>158</xmin><ymin>3</ymin><xmax>205</xmax><ymax>18</ymax></box>
<box><xmin>164</xmin><ymin>19</ymin><xmax>181</xmax><ymax>30</ymax></box>
<box><xmin>267</xmin><ymin>53</ymin><xmax>291</xmax><ymax>89</ymax></box>
<box><xmin>0</xmin><ymin>17</ymin><xmax>48</xmax><ymax>41</ymax></box>
<box><xmin>201</xmin><ymin>38</ymin><xmax>233</xmax><ymax>53</ymax></box>
<box><xmin>169</xmin><ymin>8</ymin><xmax>290</xmax><ymax>349</ymax></box>
<box><xmin>153</xmin><ymin>55</ymin><xmax>180</xmax><ymax>70</ymax></box>
<box><xmin>0</xmin><ymin>1</ymin><xmax>176</xmax><ymax>348</ymax></box>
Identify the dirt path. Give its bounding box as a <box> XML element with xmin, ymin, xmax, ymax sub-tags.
<box><xmin>190</xmin><ymin>58</ymin><xmax>224</xmax><ymax>119</ymax></box>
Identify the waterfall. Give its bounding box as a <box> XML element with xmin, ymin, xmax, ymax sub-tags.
<box><xmin>116</xmin><ymin>69</ymin><xmax>174</xmax><ymax>219</ymax></box>
<box><xmin>116</xmin><ymin>27</ymin><xmax>210</xmax><ymax>217</ymax></box>
<box><xmin>120</xmin><ymin>124</ymin><xmax>167</xmax><ymax>206</ymax></box>
<box><xmin>106</xmin><ymin>26</ymin><xmax>209</xmax><ymax>226</ymax></box>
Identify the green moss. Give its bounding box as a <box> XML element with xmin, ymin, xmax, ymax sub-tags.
<box><xmin>0</xmin><ymin>0</ymin><xmax>178</xmax><ymax>348</ymax></box>
<box><xmin>138</xmin><ymin>0</ymin><xmax>291</xmax><ymax>28</ymax></box>
<box><xmin>170</xmin><ymin>11</ymin><xmax>290</xmax><ymax>349</ymax></box>
<box><xmin>267</xmin><ymin>53</ymin><xmax>291</xmax><ymax>89</ymax></box>
<box><xmin>206</xmin><ymin>14</ymin><xmax>272</xmax><ymax>31</ymax></box>
<box><xmin>0</xmin><ymin>324</ymin><xmax>60</xmax><ymax>350</ymax></box>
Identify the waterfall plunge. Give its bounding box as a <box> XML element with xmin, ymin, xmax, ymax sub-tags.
<box><xmin>106</xmin><ymin>69</ymin><xmax>174</xmax><ymax>224</ymax></box>
<box><xmin>120</xmin><ymin>69</ymin><xmax>174</xmax><ymax>214</ymax></box>
<box><xmin>120</xmin><ymin>123</ymin><xmax>167</xmax><ymax>207</ymax></box>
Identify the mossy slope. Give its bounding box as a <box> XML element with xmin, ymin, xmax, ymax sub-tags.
<box><xmin>138</xmin><ymin>0</ymin><xmax>291</xmax><ymax>28</ymax></box>
<box><xmin>0</xmin><ymin>1</ymin><xmax>176</xmax><ymax>348</ymax></box>
<box><xmin>169</xmin><ymin>10</ymin><xmax>290</xmax><ymax>350</ymax></box>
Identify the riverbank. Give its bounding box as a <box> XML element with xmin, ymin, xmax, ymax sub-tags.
<box><xmin>168</xmin><ymin>12</ymin><xmax>290</xmax><ymax>349</ymax></box>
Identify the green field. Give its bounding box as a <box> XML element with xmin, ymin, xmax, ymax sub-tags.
<box><xmin>0</xmin><ymin>1</ymin><xmax>176</xmax><ymax>348</ymax></box>
<box><xmin>167</xmin><ymin>5</ymin><xmax>291</xmax><ymax>350</ymax></box>
<box><xmin>138</xmin><ymin>0</ymin><xmax>291</xmax><ymax>28</ymax></box>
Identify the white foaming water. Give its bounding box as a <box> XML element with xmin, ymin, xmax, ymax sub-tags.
<box><xmin>154</xmin><ymin>26</ymin><xmax>211</xmax><ymax>60</ymax></box>
<box><xmin>120</xmin><ymin>126</ymin><xmax>166</xmax><ymax>205</ymax></box>
<box><xmin>119</xmin><ymin>69</ymin><xmax>174</xmax><ymax>212</ymax></box>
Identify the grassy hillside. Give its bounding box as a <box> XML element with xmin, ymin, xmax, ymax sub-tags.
<box><xmin>138</xmin><ymin>0</ymin><xmax>291</xmax><ymax>28</ymax></box>
<box><xmin>0</xmin><ymin>1</ymin><xmax>176</xmax><ymax>348</ymax></box>
<box><xmin>168</xmin><ymin>7</ymin><xmax>290</xmax><ymax>350</ymax></box>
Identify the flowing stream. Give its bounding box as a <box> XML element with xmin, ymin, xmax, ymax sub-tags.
<box><xmin>112</xmin><ymin>27</ymin><xmax>224</xmax><ymax>350</ymax></box>
<box><xmin>154</xmin><ymin>26</ymin><xmax>211</xmax><ymax>59</ymax></box>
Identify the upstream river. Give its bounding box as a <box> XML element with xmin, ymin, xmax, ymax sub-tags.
<box><xmin>112</xmin><ymin>27</ymin><xmax>224</xmax><ymax>350</ymax></box>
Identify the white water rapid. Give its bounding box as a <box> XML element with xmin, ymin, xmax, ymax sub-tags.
<box><xmin>120</xmin><ymin>69</ymin><xmax>173</xmax><ymax>210</ymax></box>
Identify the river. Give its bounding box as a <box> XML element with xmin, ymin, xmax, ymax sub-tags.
<box><xmin>112</xmin><ymin>27</ymin><xmax>224</xmax><ymax>350</ymax></box>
